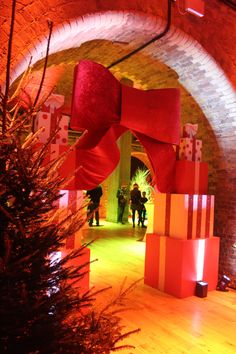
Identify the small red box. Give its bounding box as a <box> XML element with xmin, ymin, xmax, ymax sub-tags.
<box><xmin>174</xmin><ymin>160</ymin><xmax>208</xmax><ymax>194</ymax></box>
<box><xmin>144</xmin><ymin>234</ymin><xmax>220</xmax><ymax>298</ymax></box>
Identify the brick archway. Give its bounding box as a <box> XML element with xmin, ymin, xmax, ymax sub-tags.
<box><xmin>6</xmin><ymin>10</ymin><xmax>236</xmax><ymax>286</ymax></box>
<box><xmin>9</xmin><ymin>11</ymin><xmax>235</xmax><ymax>132</ymax></box>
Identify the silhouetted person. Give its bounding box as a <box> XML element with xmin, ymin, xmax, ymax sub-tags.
<box><xmin>130</xmin><ymin>183</ymin><xmax>142</xmax><ymax>228</ymax></box>
<box><xmin>140</xmin><ymin>191</ymin><xmax>148</xmax><ymax>228</ymax></box>
<box><xmin>86</xmin><ymin>185</ymin><xmax>103</xmax><ymax>226</ymax></box>
<box><xmin>116</xmin><ymin>185</ymin><xmax>128</xmax><ymax>224</ymax></box>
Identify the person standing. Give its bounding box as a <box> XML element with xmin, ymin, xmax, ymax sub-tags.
<box><xmin>140</xmin><ymin>191</ymin><xmax>148</xmax><ymax>228</ymax></box>
<box><xmin>116</xmin><ymin>185</ymin><xmax>128</xmax><ymax>224</ymax></box>
<box><xmin>86</xmin><ymin>185</ymin><xmax>103</xmax><ymax>226</ymax></box>
<box><xmin>130</xmin><ymin>183</ymin><xmax>142</xmax><ymax>228</ymax></box>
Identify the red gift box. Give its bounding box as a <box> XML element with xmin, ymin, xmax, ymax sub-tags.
<box><xmin>176</xmin><ymin>137</ymin><xmax>202</xmax><ymax>162</ymax></box>
<box><xmin>174</xmin><ymin>160</ymin><xmax>208</xmax><ymax>194</ymax></box>
<box><xmin>57</xmin><ymin>190</ymin><xmax>84</xmax><ymax>212</ymax></box>
<box><xmin>153</xmin><ymin>193</ymin><xmax>214</xmax><ymax>239</ymax></box>
<box><xmin>65</xmin><ymin>247</ymin><xmax>90</xmax><ymax>294</ymax></box>
<box><xmin>53</xmin><ymin>189</ymin><xmax>86</xmax><ymax>249</ymax></box>
<box><xmin>55</xmin><ymin>146</ymin><xmax>77</xmax><ymax>190</ymax></box>
<box><xmin>144</xmin><ymin>234</ymin><xmax>220</xmax><ymax>298</ymax></box>
<box><xmin>41</xmin><ymin>143</ymin><xmax>77</xmax><ymax>190</ymax></box>
<box><xmin>34</xmin><ymin>94</ymin><xmax>68</xmax><ymax>145</ymax></box>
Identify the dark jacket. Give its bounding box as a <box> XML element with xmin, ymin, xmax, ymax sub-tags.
<box><xmin>130</xmin><ymin>188</ymin><xmax>142</xmax><ymax>210</ymax></box>
<box><xmin>86</xmin><ymin>186</ymin><xmax>103</xmax><ymax>204</ymax></box>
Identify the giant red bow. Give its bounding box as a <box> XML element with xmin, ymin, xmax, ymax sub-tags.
<box><xmin>71</xmin><ymin>60</ymin><xmax>180</xmax><ymax>192</ymax></box>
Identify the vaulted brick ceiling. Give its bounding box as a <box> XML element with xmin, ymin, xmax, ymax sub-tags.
<box><xmin>31</xmin><ymin>39</ymin><xmax>186</xmax><ymax>114</ymax></box>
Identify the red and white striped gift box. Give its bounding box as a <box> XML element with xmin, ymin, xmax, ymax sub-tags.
<box><xmin>144</xmin><ymin>234</ymin><xmax>220</xmax><ymax>298</ymax></box>
<box><xmin>153</xmin><ymin>193</ymin><xmax>214</xmax><ymax>239</ymax></box>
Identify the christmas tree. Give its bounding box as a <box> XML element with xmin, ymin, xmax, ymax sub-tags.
<box><xmin>0</xmin><ymin>1</ymin><xmax>140</xmax><ymax>352</ymax></box>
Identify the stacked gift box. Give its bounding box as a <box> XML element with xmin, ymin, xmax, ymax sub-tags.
<box><xmin>35</xmin><ymin>94</ymin><xmax>90</xmax><ymax>293</ymax></box>
<box><xmin>35</xmin><ymin>94</ymin><xmax>78</xmax><ymax>191</ymax></box>
<box><xmin>175</xmin><ymin>123</ymin><xmax>208</xmax><ymax>194</ymax></box>
<box><xmin>34</xmin><ymin>94</ymin><xmax>69</xmax><ymax>145</ymax></box>
<box><xmin>144</xmin><ymin>123</ymin><xmax>220</xmax><ymax>298</ymax></box>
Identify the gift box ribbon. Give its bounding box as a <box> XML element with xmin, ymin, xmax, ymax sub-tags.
<box><xmin>164</xmin><ymin>194</ymin><xmax>213</xmax><ymax>238</ymax></box>
<box><xmin>183</xmin><ymin>123</ymin><xmax>198</xmax><ymax>138</ymax></box>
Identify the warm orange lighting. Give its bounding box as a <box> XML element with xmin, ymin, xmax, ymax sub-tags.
<box><xmin>196</xmin><ymin>239</ymin><xmax>205</xmax><ymax>281</ymax></box>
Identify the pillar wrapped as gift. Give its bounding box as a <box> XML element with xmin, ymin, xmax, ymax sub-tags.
<box><xmin>34</xmin><ymin>94</ymin><xmax>69</xmax><ymax>145</ymax></box>
<box><xmin>153</xmin><ymin>193</ymin><xmax>214</xmax><ymax>239</ymax></box>
<box><xmin>144</xmin><ymin>234</ymin><xmax>220</xmax><ymax>298</ymax></box>
<box><xmin>174</xmin><ymin>160</ymin><xmax>208</xmax><ymax>194</ymax></box>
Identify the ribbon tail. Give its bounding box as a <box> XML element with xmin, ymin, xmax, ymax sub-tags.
<box><xmin>75</xmin><ymin>125</ymin><xmax>127</xmax><ymax>190</ymax></box>
<box><xmin>134</xmin><ymin>132</ymin><xmax>176</xmax><ymax>193</ymax></box>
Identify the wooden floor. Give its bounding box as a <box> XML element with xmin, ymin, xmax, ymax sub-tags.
<box><xmin>82</xmin><ymin>221</ymin><xmax>236</xmax><ymax>354</ymax></box>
